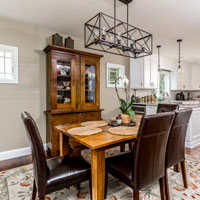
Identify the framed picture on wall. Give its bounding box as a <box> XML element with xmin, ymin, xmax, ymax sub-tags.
<box><xmin>106</xmin><ymin>63</ymin><xmax>125</xmax><ymax>88</ymax></box>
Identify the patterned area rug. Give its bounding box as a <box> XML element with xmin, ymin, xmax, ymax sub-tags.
<box><xmin>0</xmin><ymin>147</ymin><xmax>200</xmax><ymax>200</ymax></box>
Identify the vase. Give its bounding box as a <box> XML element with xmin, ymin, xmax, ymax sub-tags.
<box><xmin>121</xmin><ymin>113</ymin><xmax>130</xmax><ymax>124</ymax></box>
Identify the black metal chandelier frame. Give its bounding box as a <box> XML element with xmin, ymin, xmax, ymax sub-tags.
<box><xmin>84</xmin><ymin>0</ymin><xmax>153</xmax><ymax>58</ymax></box>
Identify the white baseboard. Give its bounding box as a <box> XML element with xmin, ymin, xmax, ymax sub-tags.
<box><xmin>185</xmin><ymin>139</ymin><xmax>200</xmax><ymax>149</ymax></box>
<box><xmin>0</xmin><ymin>144</ymin><xmax>48</xmax><ymax>161</ymax></box>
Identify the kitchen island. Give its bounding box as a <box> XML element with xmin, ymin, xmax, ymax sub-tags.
<box><xmin>132</xmin><ymin>102</ymin><xmax>200</xmax><ymax>148</ymax></box>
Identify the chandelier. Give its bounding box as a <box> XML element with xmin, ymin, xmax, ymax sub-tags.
<box><xmin>84</xmin><ymin>0</ymin><xmax>153</xmax><ymax>58</ymax></box>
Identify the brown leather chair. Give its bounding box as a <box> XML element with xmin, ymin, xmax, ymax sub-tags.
<box><xmin>105</xmin><ymin>112</ymin><xmax>175</xmax><ymax>200</ymax></box>
<box><xmin>21</xmin><ymin>112</ymin><xmax>91</xmax><ymax>200</ymax></box>
<box><xmin>165</xmin><ymin>109</ymin><xmax>192</xmax><ymax>200</ymax></box>
<box><xmin>157</xmin><ymin>103</ymin><xmax>179</xmax><ymax>113</ymax></box>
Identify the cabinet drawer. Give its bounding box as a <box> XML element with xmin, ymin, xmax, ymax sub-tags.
<box><xmin>51</xmin><ymin>114</ymin><xmax>77</xmax><ymax>126</ymax></box>
<box><xmin>81</xmin><ymin>112</ymin><xmax>101</xmax><ymax>122</ymax></box>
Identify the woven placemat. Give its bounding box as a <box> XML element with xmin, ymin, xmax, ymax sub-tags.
<box><xmin>81</xmin><ymin>120</ymin><xmax>108</xmax><ymax>127</ymax></box>
<box><xmin>68</xmin><ymin>127</ymin><xmax>102</xmax><ymax>136</ymax></box>
<box><xmin>108</xmin><ymin>126</ymin><xmax>138</xmax><ymax>136</ymax></box>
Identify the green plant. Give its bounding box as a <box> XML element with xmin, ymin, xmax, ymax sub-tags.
<box><xmin>119</xmin><ymin>98</ymin><xmax>135</xmax><ymax>120</ymax></box>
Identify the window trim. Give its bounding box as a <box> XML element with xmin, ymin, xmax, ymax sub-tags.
<box><xmin>0</xmin><ymin>44</ymin><xmax>18</xmax><ymax>84</ymax></box>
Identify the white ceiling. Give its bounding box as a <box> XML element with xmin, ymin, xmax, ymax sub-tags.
<box><xmin>0</xmin><ymin>0</ymin><xmax>200</xmax><ymax>63</ymax></box>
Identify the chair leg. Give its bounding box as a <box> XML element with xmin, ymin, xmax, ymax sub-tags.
<box><xmin>77</xmin><ymin>183</ymin><xmax>81</xmax><ymax>190</ymax></box>
<box><xmin>133</xmin><ymin>191</ymin><xmax>139</xmax><ymax>200</ymax></box>
<box><xmin>181</xmin><ymin>160</ymin><xmax>188</xmax><ymax>188</ymax></box>
<box><xmin>89</xmin><ymin>180</ymin><xmax>92</xmax><ymax>200</ymax></box>
<box><xmin>159</xmin><ymin>177</ymin><xmax>166</xmax><ymax>200</ymax></box>
<box><xmin>164</xmin><ymin>169</ymin><xmax>170</xmax><ymax>200</ymax></box>
<box><xmin>174</xmin><ymin>163</ymin><xmax>181</xmax><ymax>173</ymax></box>
<box><xmin>105</xmin><ymin>173</ymin><xmax>108</xmax><ymax>199</ymax></box>
<box><xmin>120</xmin><ymin>144</ymin><xmax>125</xmax><ymax>152</ymax></box>
<box><xmin>32</xmin><ymin>180</ymin><xmax>37</xmax><ymax>200</ymax></box>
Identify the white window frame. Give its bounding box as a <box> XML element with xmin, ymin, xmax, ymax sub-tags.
<box><xmin>0</xmin><ymin>44</ymin><xmax>18</xmax><ymax>84</ymax></box>
<box><xmin>159</xmin><ymin>70</ymin><xmax>171</xmax><ymax>97</ymax></box>
<box><xmin>106</xmin><ymin>63</ymin><xmax>125</xmax><ymax>88</ymax></box>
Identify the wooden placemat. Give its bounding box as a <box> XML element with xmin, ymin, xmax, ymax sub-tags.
<box><xmin>108</xmin><ymin>126</ymin><xmax>138</xmax><ymax>136</ymax></box>
<box><xmin>68</xmin><ymin>127</ymin><xmax>102</xmax><ymax>136</ymax></box>
<box><xmin>81</xmin><ymin>120</ymin><xmax>108</xmax><ymax>127</ymax></box>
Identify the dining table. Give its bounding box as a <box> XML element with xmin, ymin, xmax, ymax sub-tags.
<box><xmin>55</xmin><ymin>115</ymin><xmax>142</xmax><ymax>200</ymax></box>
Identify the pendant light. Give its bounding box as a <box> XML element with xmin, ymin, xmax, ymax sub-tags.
<box><xmin>177</xmin><ymin>39</ymin><xmax>182</xmax><ymax>73</ymax></box>
<box><xmin>157</xmin><ymin>45</ymin><xmax>161</xmax><ymax>72</ymax></box>
<box><xmin>84</xmin><ymin>0</ymin><xmax>153</xmax><ymax>59</ymax></box>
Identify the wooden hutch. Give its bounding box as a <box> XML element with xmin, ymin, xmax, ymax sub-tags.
<box><xmin>44</xmin><ymin>45</ymin><xmax>103</xmax><ymax>157</ymax></box>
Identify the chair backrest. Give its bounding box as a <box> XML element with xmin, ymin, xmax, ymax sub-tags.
<box><xmin>165</xmin><ymin>109</ymin><xmax>192</xmax><ymax>168</ymax></box>
<box><xmin>132</xmin><ymin>112</ymin><xmax>175</xmax><ymax>191</ymax></box>
<box><xmin>157</xmin><ymin>103</ymin><xmax>179</xmax><ymax>113</ymax></box>
<box><xmin>21</xmin><ymin>112</ymin><xmax>48</xmax><ymax>191</ymax></box>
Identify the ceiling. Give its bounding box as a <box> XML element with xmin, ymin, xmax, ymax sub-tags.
<box><xmin>0</xmin><ymin>0</ymin><xmax>200</xmax><ymax>63</ymax></box>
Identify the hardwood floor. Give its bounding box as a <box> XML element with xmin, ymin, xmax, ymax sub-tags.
<box><xmin>0</xmin><ymin>154</ymin><xmax>32</xmax><ymax>171</ymax></box>
<box><xmin>185</xmin><ymin>145</ymin><xmax>200</xmax><ymax>158</ymax></box>
<box><xmin>0</xmin><ymin>145</ymin><xmax>200</xmax><ymax>171</ymax></box>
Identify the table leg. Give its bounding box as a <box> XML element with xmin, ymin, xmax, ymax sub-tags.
<box><xmin>59</xmin><ymin>133</ymin><xmax>70</xmax><ymax>156</ymax></box>
<box><xmin>91</xmin><ymin>149</ymin><xmax>105</xmax><ymax>200</ymax></box>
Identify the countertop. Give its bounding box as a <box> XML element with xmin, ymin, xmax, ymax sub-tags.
<box><xmin>133</xmin><ymin>101</ymin><xmax>200</xmax><ymax>109</ymax></box>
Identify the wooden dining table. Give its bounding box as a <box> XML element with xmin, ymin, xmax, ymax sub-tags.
<box><xmin>55</xmin><ymin>115</ymin><xmax>142</xmax><ymax>200</ymax></box>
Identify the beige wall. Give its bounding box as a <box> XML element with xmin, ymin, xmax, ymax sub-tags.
<box><xmin>0</xmin><ymin>17</ymin><xmax>129</xmax><ymax>152</ymax></box>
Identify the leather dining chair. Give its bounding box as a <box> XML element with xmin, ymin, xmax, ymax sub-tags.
<box><xmin>21</xmin><ymin>112</ymin><xmax>91</xmax><ymax>200</ymax></box>
<box><xmin>164</xmin><ymin>109</ymin><xmax>192</xmax><ymax>200</ymax></box>
<box><xmin>105</xmin><ymin>112</ymin><xmax>175</xmax><ymax>200</ymax></box>
<box><xmin>157</xmin><ymin>103</ymin><xmax>179</xmax><ymax>113</ymax></box>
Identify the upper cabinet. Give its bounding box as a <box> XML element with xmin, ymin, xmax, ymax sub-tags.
<box><xmin>170</xmin><ymin>63</ymin><xmax>200</xmax><ymax>91</ymax></box>
<box><xmin>130</xmin><ymin>55</ymin><xmax>158</xmax><ymax>89</ymax></box>
<box><xmin>44</xmin><ymin>45</ymin><xmax>103</xmax><ymax>113</ymax></box>
<box><xmin>190</xmin><ymin>65</ymin><xmax>200</xmax><ymax>90</ymax></box>
<box><xmin>81</xmin><ymin>56</ymin><xmax>100</xmax><ymax>110</ymax></box>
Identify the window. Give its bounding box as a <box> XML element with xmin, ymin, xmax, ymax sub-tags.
<box><xmin>0</xmin><ymin>44</ymin><xmax>18</xmax><ymax>84</ymax></box>
<box><xmin>159</xmin><ymin>71</ymin><xmax>170</xmax><ymax>97</ymax></box>
<box><xmin>107</xmin><ymin>63</ymin><xmax>125</xmax><ymax>88</ymax></box>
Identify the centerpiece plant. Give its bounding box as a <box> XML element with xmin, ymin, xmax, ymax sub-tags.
<box><xmin>115</xmin><ymin>76</ymin><xmax>135</xmax><ymax>123</ymax></box>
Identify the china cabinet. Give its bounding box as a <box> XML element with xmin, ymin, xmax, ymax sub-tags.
<box><xmin>44</xmin><ymin>45</ymin><xmax>103</xmax><ymax>156</ymax></box>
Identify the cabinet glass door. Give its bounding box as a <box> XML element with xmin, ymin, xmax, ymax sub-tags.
<box><xmin>81</xmin><ymin>57</ymin><xmax>100</xmax><ymax>110</ymax></box>
<box><xmin>52</xmin><ymin>53</ymin><xmax>76</xmax><ymax>111</ymax></box>
<box><xmin>85</xmin><ymin>64</ymin><xmax>96</xmax><ymax>103</ymax></box>
<box><xmin>56</xmin><ymin>60</ymin><xmax>72</xmax><ymax>105</ymax></box>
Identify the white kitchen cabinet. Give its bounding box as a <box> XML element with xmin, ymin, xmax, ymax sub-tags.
<box><xmin>170</xmin><ymin>63</ymin><xmax>193</xmax><ymax>91</ymax></box>
<box><xmin>177</xmin><ymin>63</ymin><xmax>191</xmax><ymax>90</ymax></box>
<box><xmin>160</xmin><ymin>57</ymin><xmax>176</xmax><ymax>72</ymax></box>
<box><xmin>191</xmin><ymin>65</ymin><xmax>200</xmax><ymax>90</ymax></box>
<box><xmin>185</xmin><ymin>108</ymin><xmax>200</xmax><ymax>148</ymax></box>
<box><xmin>146</xmin><ymin>105</ymin><xmax>158</xmax><ymax>115</ymax></box>
<box><xmin>130</xmin><ymin>55</ymin><xmax>158</xmax><ymax>89</ymax></box>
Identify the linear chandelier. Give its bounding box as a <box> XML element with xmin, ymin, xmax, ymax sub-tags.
<box><xmin>84</xmin><ymin>0</ymin><xmax>153</xmax><ymax>58</ymax></box>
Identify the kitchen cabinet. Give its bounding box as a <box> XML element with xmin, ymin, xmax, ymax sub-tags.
<box><xmin>177</xmin><ymin>63</ymin><xmax>191</xmax><ymax>90</ymax></box>
<box><xmin>130</xmin><ymin>55</ymin><xmax>158</xmax><ymax>89</ymax></box>
<box><xmin>170</xmin><ymin>63</ymin><xmax>193</xmax><ymax>91</ymax></box>
<box><xmin>160</xmin><ymin>56</ymin><xmax>176</xmax><ymax>72</ymax></box>
<box><xmin>191</xmin><ymin>65</ymin><xmax>200</xmax><ymax>90</ymax></box>
<box><xmin>185</xmin><ymin>107</ymin><xmax>200</xmax><ymax>148</ymax></box>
